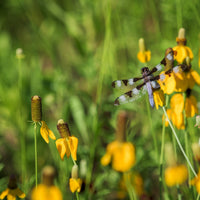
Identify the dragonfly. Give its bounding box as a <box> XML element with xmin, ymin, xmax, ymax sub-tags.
<box><xmin>112</xmin><ymin>48</ymin><xmax>180</xmax><ymax>108</ymax></box>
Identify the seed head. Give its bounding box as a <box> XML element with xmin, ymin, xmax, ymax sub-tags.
<box><xmin>8</xmin><ymin>175</ymin><xmax>17</xmax><ymax>189</ymax></box>
<box><xmin>176</xmin><ymin>28</ymin><xmax>186</xmax><ymax>45</ymax></box>
<box><xmin>57</xmin><ymin>119</ymin><xmax>71</xmax><ymax>138</ymax></box>
<box><xmin>42</xmin><ymin>166</ymin><xmax>55</xmax><ymax>186</ymax></box>
<box><xmin>31</xmin><ymin>95</ymin><xmax>42</xmax><ymax>122</ymax></box>
<box><xmin>116</xmin><ymin>111</ymin><xmax>128</xmax><ymax>142</ymax></box>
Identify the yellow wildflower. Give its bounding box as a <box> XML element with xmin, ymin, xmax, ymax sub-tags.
<box><xmin>31</xmin><ymin>166</ymin><xmax>63</xmax><ymax>200</ymax></box>
<box><xmin>31</xmin><ymin>95</ymin><xmax>56</xmax><ymax>143</ymax></box>
<box><xmin>185</xmin><ymin>94</ymin><xmax>198</xmax><ymax>118</ymax></box>
<box><xmin>137</xmin><ymin>38</ymin><xmax>151</xmax><ymax>63</ymax></box>
<box><xmin>190</xmin><ymin>169</ymin><xmax>200</xmax><ymax>193</ymax></box>
<box><xmin>69</xmin><ymin>165</ymin><xmax>82</xmax><ymax>193</ymax></box>
<box><xmin>173</xmin><ymin>28</ymin><xmax>193</xmax><ymax>64</ymax></box>
<box><xmin>165</xmin><ymin>165</ymin><xmax>188</xmax><ymax>187</ymax></box>
<box><xmin>56</xmin><ymin>119</ymin><xmax>78</xmax><ymax>161</ymax></box>
<box><xmin>153</xmin><ymin>89</ymin><xmax>165</xmax><ymax>109</ymax></box>
<box><xmin>0</xmin><ymin>175</ymin><xmax>26</xmax><ymax>200</ymax></box>
<box><xmin>101</xmin><ymin>111</ymin><xmax>135</xmax><ymax>172</ymax></box>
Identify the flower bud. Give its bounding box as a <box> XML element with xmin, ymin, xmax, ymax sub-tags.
<box><xmin>116</xmin><ymin>111</ymin><xmax>128</xmax><ymax>142</ymax></box>
<box><xmin>176</xmin><ymin>28</ymin><xmax>186</xmax><ymax>45</ymax></box>
<box><xmin>138</xmin><ymin>38</ymin><xmax>146</xmax><ymax>53</ymax></box>
<box><xmin>71</xmin><ymin>165</ymin><xmax>79</xmax><ymax>179</ymax></box>
<box><xmin>31</xmin><ymin>95</ymin><xmax>42</xmax><ymax>122</ymax></box>
<box><xmin>57</xmin><ymin>119</ymin><xmax>70</xmax><ymax>138</ymax></box>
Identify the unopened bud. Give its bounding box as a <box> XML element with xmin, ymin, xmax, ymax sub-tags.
<box><xmin>57</xmin><ymin>119</ymin><xmax>70</xmax><ymax>138</ymax></box>
<box><xmin>138</xmin><ymin>38</ymin><xmax>146</xmax><ymax>52</ymax></box>
<box><xmin>116</xmin><ymin>111</ymin><xmax>128</xmax><ymax>142</ymax></box>
<box><xmin>42</xmin><ymin>166</ymin><xmax>55</xmax><ymax>186</ymax></box>
<box><xmin>71</xmin><ymin>165</ymin><xmax>79</xmax><ymax>179</ymax></box>
<box><xmin>31</xmin><ymin>95</ymin><xmax>42</xmax><ymax>122</ymax></box>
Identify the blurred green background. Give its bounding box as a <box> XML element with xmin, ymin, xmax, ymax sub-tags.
<box><xmin>0</xmin><ymin>0</ymin><xmax>200</xmax><ymax>199</ymax></box>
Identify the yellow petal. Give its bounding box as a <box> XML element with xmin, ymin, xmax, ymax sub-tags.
<box><xmin>137</xmin><ymin>51</ymin><xmax>151</xmax><ymax>63</ymax></box>
<box><xmin>13</xmin><ymin>188</ymin><xmax>25</xmax><ymax>199</ymax></box>
<box><xmin>173</xmin><ymin>46</ymin><xmax>193</xmax><ymax>64</ymax></box>
<box><xmin>6</xmin><ymin>194</ymin><xmax>16</xmax><ymax>200</ymax></box>
<box><xmin>170</xmin><ymin>94</ymin><xmax>184</xmax><ymax>114</ymax></box>
<box><xmin>153</xmin><ymin>89</ymin><xmax>165</xmax><ymax>109</ymax></box>
<box><xmin>40</xmin><ymin>121</ymin><xmax>56</xmax><ymax>143</ymax></box>
<box><xmin>174</xmin><ymin>72</ymin><xmax>188</xmax><ymax>92</ymax></box>
<box><xmin>185</xmin><ymin>96</ymin><xmax>198</xmax><ymax>118</ymax></box>
<box><xmin>69</xmin><ymin>178</ymin><xmax>82</xmax><ymax>193</ymax></box>
<box><xmin>56</xmin><ymin>138</ymin><xmax>70</xmax><ymax>160</ymax></box>
<box><xmin>190</xmin><ymin>70</ymin><xmax>200</xmax><ymax>85</ymax></box>
<box><xmin>67</xmin><ymin>136</ymin><xmax>78</xmax><ymax>161</ymax></box>
<box><xmin>0</xmin><ymin>188</ymin><xmax>9</xmax><ymax>199</ymax></box>
<box><xmin>171</xmin><ymin>112</ymin><xmax>185</xmax><ymax>130</ymax></box>
<box><xmin>112</xmin><ymin>142</ymin><xmax>135</xmax><ymax>172</ymax></box>
<box><xmin>101</xmin><ymin>153</ymin><xmax>111</xmax><ymax>166</ymax></box>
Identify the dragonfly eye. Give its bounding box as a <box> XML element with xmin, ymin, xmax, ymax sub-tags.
<box><xmin>141</xmin><ymin>67</ymin><xmax>149</xmax><ymax>73</ymax></box>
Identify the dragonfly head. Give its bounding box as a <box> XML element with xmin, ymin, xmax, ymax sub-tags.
<box><xmin>141</xmin><ymin>67</ymin><xmax>150</xmax><ymax>74</ymax></box>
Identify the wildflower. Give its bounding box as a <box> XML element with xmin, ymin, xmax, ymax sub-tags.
<box><xmin>118</xmin><ymin>172</ymin><xmax>144</xmax><ymax>198</ymax></box>
<box><xmin>153</xmin><ymin>89</ymin><xmax>165</xmax><ymax>109</ymax></box>
<box><xmin>0</xmin><ymin>175</ymin><xmax>26</xmax><ymax>200</ymax></box>
<box><xmin>69</xmin><ymin>165</ymin><xmax>82</xmax><ymax>193</ymax></box>
<box><xmin>165</xmin><ymin>165</ymin><xmax>188</xmax><ymax>187</ymax></box>
<box><xmin>137</xmin><ymin>38</ymin><xmax>151</xmax><ymax>63</ymax></box>
<box><xmin>195</xmin><ymin>115</ymin><xmax>200</xmax><ymax>128</ymax></box>
<box><xmin>164</xmin><ymin>143</ymin><xmax>188</xmax><ymax>187</ymax></box>
<box><xmin>173</xmin><ymin>28</ymin><xmax>193</xmax><ymax>64</ymax></box>
<box><xmin>56</xmin><ymin>119</ymin><xmax>78</xmax><ymax>161</ymax></box>
<box><xmin>190</xmin><ymin>170</ymin><xmax>200</xmax><ymax>193</ymax></box>
<box><xmin>31</xmin><ymin>95</ymin><xmax>56</xmax><ymax>143</ymax></box>
<box><xmin>101</xmin><ymin>111</ymin><xmax>135</xmax><ymax>172</ymax></box>
<box><xmin>31</xmin><ymin>166</ymin><xmax>63</xmax><ymax>200</ymax></box>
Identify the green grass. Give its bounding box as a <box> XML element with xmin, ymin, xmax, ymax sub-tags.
<box><xmin>0</xmin><ymin>0</ymin><xmax>200</xmax><ymax>199</ymax></box>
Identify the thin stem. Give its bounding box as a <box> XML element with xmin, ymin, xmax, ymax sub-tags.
<box><xmin>159</xmin><ymin>115</ymin><xmax>166</xmax><ymax>200</ymax></box>
<box><xmin>76</xmin><ymin>192</ymin><xmax>80</xmax><ymax>200</ymax></box>
<box><xmin>162</xmin><ymin>107</ymin><xmax>197</xmax><ymax>177</ymax></box>
<box><xmin>197</xmin><ymin>194</ymin><xmax>200</xmax><ymax>200</ymax></box>
<box><xmin>34</xmin><ymin>122</ymin><xmax>38</xmax><ymax>187</ymax></box>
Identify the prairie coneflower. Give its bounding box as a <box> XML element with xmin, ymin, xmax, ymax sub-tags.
<box><xmin>164</xmin><ymin>143</ymin><xmax>188</xmax><ymax>187</ymax></box>
<box><xmin>137</xmin><ymin>38</ymin><xmax>151</xmax><ymax>63</ymax></box>
<box><xmin>0</xmin><ymin>175</ymin><xmax>26</xmax><ymax>200</ymax></box>
<box><xmin>31</xmin><ymin>95</ymin><xmax>56</xmax><ymax>143</ymax></box>
<box><xmin>101</xmin><ymin>111</ymin><xmax>135</xmax><ymax>172</ymax></box>
<box><xmin>31</xmin><ymin>166</ymin><xmax>63</xmax><ymax>200</ymax></box>
<box><xmin>69</xmin><ymin>165</ymin><xmax>82</xmax><ymax>193</ymax></box>
<box><xmin>173</xmin><ymin>28</ymin><xmax>193</xmax><ymax>64</ymax></box>
<box><xmin>56</xmin><ymin>119</ymin><xmax>78</xmax><ymax>162</ymax></box>
<box><xmin>190</xmin><ymin>169</ymin><xmax>200</xmax><ymax>193</ymax></box>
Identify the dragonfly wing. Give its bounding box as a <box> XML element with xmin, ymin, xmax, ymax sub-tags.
<box><xmin>112</xmin><ymin>77</ymin><xmax>142</xmax><ymax>89</ymax></box>
<box><xmin>146</xmin><ymin>81</ymin><xmax>155</xmax><ymax>108</ymax></box>
<box><xmin>114</xmin><ymin>87</ymin><xmax>146</xmax><ymax>106</ymax></box>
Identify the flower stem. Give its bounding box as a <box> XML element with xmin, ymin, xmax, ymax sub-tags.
<box><xmin>162</xmin><ymin>106</ymin><xmax>197</xmax><ymax>177</ymax></box>
<box><xmin>76</xmin><ymin>191</ymin><xmax>80</xmax><ymax>200</ymax></box>
<box><xmin>159</xmin><ymin>115</ymin><xmax>166</xmax><ymax>200</ymax></box>
<box><xmin>34</xmin><ymin>122</ymin><xmax>38</xmax><ymax>187</ymax></box>
<box><xmin>197</xmin><ymin>194</ymin><xmax>200</xmax><ymax>200</ymax></box>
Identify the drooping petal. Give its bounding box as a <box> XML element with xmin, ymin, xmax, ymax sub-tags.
<box><xmin>6</xmin><ymin>193</ymin><xmax>16</xmax><ymax>200</ymax></box>
<box><xmin>171</xmin><ymin>112</ymin><xmax>185</xmax><ymax>130</ymax></box>
<box><xmin>69</xmin><ymin>178</ymin><xmax>82</xmax><ymax>193</ymax></box>
<box><xmin>153</xmin><ymin>89</ymin><xmax>165</xmax><ymax>109</ymax></box>
<box><xmin>170</xmin><ymin>94</ymin><xmax>184</xmax><ymax>114</ymax></box>
<box><xmin>0</xmin><ymin>188</ymin><xmax>9</xmax><ymax>199</ymax></box>
<box><xmin>137</xmin><ymin>51</ymin><xmax>151</xmax><ymax>63</ymax></box>
<box><xmin>173</xmin><ymin>46</ymin><xmax>193</xmax><ymax>64</ymax></box>
<box><xmin>13</xmin><ymin>188</ymin><xmax>25</xmax><ymax>199</ymax></box>
<box><xmin>67</xmin><ymin>136</ymin><xmax>78</xmax><ymax>161</ymax></box>
<box><xmin>56</xmin><ymin>138</ymin><xmax>70</xmax><ymax>160</ymax></box>
<box><xmin>185</xmin><ymin>95</ymin><xmax>198</xmax><ymax>118</ymax></box>
<box><xmin>174</xmin><ymin>72</ymin><xmax>188</xmax><ymax>92</ymax></box>
<box><xmin>40</xmin><ymin>121</ymin><xmax>56</xmax><ymax>143</ymax></box>
<box><xmin>101</xmin><ymin>153</ymin><xmax>111</xmax><ymax>166</ymax></box>
<box><xmin>190</xmin><ymin>70</ymin><xmax>200</xmax><ymax>85</ymax></box>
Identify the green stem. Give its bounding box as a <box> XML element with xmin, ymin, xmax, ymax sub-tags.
<box><xmin>197</xmin><ymin>194</ymin><xmax>200</xmax><ymax>200</ymax></box>
<box><xmin>162</xmin><ymin>107</ymin><xmax>197</xmax><ymax>177</ymax></box>
<box><xmin>76</xmin><ymin>192</ymin><xmax>80</xmax><ymax>200</ymax></box>
<box><xmin>34</xmin><ymin>122</ymin><xmax>38</xmax><ymax>187</ymax></box>
<box><xmin>159</xmin><ymin>115</ymin><xmax>166</xmax><ymax>200</ymax></box>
